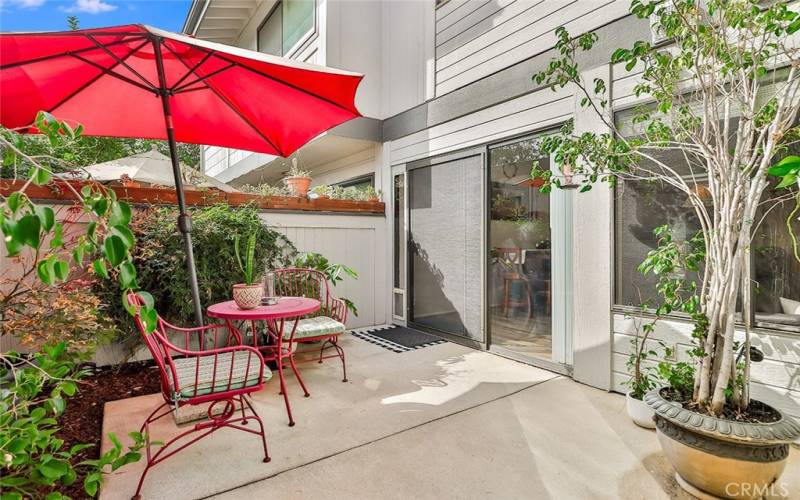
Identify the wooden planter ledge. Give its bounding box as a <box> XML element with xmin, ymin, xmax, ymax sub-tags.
<box><xmin>0</xmin><ymin>180</ymin><xmax>385</xmax><ymax>214</ymax></box>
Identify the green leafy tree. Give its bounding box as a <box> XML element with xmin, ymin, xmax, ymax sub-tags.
<box><xmin>1</xmin><ymin>135</ymin><xmax>201</xmax><ymax>179</ymax></box>
<box><xmin>532</xmin><ymin>0</ymin><xmax>800</xmax><ymax>414</ymax></box>
<box><xmin>1</xmin><ymin>112</ymin><xmax>158</xmax><ymax>498</ymax></box>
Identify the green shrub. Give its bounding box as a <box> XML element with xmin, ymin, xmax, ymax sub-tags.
<box><xmin>2</xmin><ymin>112</ymin><xmax>151</xmax><ymax>498</ymax></box>
<box><xmin>96</xmin><ymin>204</ymin><xmax>295</xmax><ymax>347</ymax></box>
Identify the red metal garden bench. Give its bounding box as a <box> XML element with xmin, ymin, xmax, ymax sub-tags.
<box><xmin>127</xmin><ymin>293</ymin><xmax>271</xmax><ymax>500</ymax></box>
<box><xmin>273</xmin><ymin>268</ymin><xmax>349</xmax><ymax>383</ymax></box>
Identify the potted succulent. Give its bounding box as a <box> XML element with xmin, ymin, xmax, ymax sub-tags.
<box><xmin>311</xmin><ymin>184</ymin><xmax>332</xmax><ymax>199</ymax></box>
<box><xmin>232</xmin><ymin>232</ymin><xmax>263</xmax><ymax>309</ymax></box>
<box><xmin>283</xmin><ymin>158</ymin><xmax>312</xmax><ymax>198</ymax></box>
<box><xmin>533</xmin><ymin>1</ymin><xmax>800</xmax><ymax>497</ymax></box>
<box><xmin>361</xmin><ymin>185</ymin><xmax>381</xmax><ymax>202</ymax></box>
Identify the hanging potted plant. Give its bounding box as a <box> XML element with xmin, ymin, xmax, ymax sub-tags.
<box><xmin>283</xmin><ymin>158</ymin><xmax>312</xmax><ymax>198</ymax></box>
<box><xmin>232</xmin><ymin>232</ymin><xmax>263</xmax><ymax>309</ymax></box>
<box><xmin>534</xmin><ymin>1</ymin><xmax>800</xmax><ymax>497</ymax></box>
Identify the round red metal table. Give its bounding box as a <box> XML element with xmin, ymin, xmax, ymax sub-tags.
<box><xmin>207</xmin><ymin>297</ymin><xmax>320</xmax><ymax>427</ymax></box>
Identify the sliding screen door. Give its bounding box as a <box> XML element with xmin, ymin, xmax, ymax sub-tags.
<box><xmin>409</xmin><ymin>154</ymin><xmax>483</xmax><ymax>342</ymax></box>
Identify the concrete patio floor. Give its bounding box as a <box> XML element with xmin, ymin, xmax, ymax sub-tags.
<box><xmin>100</xmin><ymin>334</ymin><xmax>800</xmax><ymax>499</ymax></box>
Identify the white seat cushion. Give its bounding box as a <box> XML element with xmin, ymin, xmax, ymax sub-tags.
<box><xmin>286</xmin><ymin>316</ymin><xmax>346</xmax><ymax>340</ymax></box>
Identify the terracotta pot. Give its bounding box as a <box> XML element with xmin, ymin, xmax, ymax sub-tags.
<box><xmin>285</xmin><ymin>176</ymin><xmax>312</xmax><ymax>197</ymax></box>
<box><xmin>626</xmin><ymin>391</ymin><xmax>656</xmax><ymax>429</ymax></box>
<box><xmin>232</xmin><ymin>283</ymin><xmax>263</xmax><ymax>309</ymax></box>
<box><xmin>645</xmin><ymin>388</ymin><xmax>800</xmax><ymax>499</ymax></box>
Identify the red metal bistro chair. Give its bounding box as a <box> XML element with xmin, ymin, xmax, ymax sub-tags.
<box><xmin>127</xmin><ymin>293</ymin><xmax>272</xmax><ymax>500</ymax></box>
<box><xmin>273</xmin><ymin>268</ymin><xmax>349</xmax><ymax>383</ymax></box>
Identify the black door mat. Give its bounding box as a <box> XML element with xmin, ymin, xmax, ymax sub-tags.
<box><xmin>352</xmin><ymin>325</ymin><xmax>446</xmax><ymax>353</ymax></box>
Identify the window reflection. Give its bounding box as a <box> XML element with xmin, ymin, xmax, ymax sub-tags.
<box><xmin>753</xmin><ymin>179</ymin><xmax>800</xmax><ymax>331</ymax></box>
<box><xmin>489</xmin><ymin>137</ymin><xmax>553</xmax><ymax>360</ymax></box>
<box><xmin>613</xmin><ymin>110</ymin><xmax>798</xmax><ymax>333</ymax></box>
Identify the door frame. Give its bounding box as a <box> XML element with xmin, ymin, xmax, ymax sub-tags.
<box><xmin>390</xmin><ymin>164</ymin><xmax>408</xmax><ymax>325</ymax></box>
<box><xmin>390</xmin><ymin>135</ymin><xmax>573</xmax><ymax>374</ymax></box>
<box><xmin>404</xmin><ymin>147</ymin><xmax>487</xmax><ymax>349</ymax></box>
<box><xmin>484</xmin><ymin>132</ymin><xmax>573</xmax><ymax>375</ymax></box>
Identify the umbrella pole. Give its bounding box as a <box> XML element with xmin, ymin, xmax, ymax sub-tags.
<box><xmin>153</xmin><ymin>36</ymin><xmax>204</xmax><ymax>326</ymax></box>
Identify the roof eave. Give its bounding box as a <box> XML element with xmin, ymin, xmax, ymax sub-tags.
<box><xmin>182</xmin><ymin>0</ymin><xmax>209</xmax><ymax>35</ymax></box>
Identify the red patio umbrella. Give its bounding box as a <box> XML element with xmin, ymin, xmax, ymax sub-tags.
<box><xmin>0</xmin><ymin>24</ymin><xmax>363</xmax><ymax>324</ymax></box>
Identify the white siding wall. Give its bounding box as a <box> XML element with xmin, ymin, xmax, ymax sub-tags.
<box><xmin>310</xmin><ymin>146</ymin><xmax>378</xmax><ymax>186</ymax></box>
<box><xmin>327</xmin><ymin>0</ymin><xmax>435</xmax><ymax>119</ymax></box>
<box><xmin>261</xmin><ymin>212</ymin><xmax>389</xmax><ymax>329</ymax></box>
<box><xmin>380</xmin><ymin>0</ymin><xmax>437</xmax><ymax>117</ymax></box>
<box><xmin>204</xmin><ymin>146</ymin><xmax>227</xmax><ymax>177</ymax></box>
<box><xmin>389</xmin><ymin>84</ymin><xmax>572</xmax><ymax>164</ymax></box>
<box><xmin>434</xmin><ymin>0</ymin><xmax>630</xmax><ymax>96</ymax></box>
<box><xmin>611</xmin><ymin>314</ymin><xmax>800</xmax><ymax>420</ymax></box>
<box><xmin>204</xmin><ymin>0</ymin><xmax>325</xmax><ymax>180</ymax></box>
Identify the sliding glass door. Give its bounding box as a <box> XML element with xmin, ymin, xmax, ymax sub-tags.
<box><xmin>487</xmin><ymin>135</ymin><xmax>571</xmax><ymax>367</ymax></box>
<box><xmin>395</xmin><ymin>136</ymin><xmax>571</xmax><ymax>368</ymax></box>
<box><xmin>408</xmin><ymin>153</ymin><xmax>483</xmax><ymax>343</ymax></box>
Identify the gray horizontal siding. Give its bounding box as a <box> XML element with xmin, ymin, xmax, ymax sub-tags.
<box><xmin>389</xmin><ymin>84</ymin><xmax>572</xmax><ymax>164</ymax></box>
<box><xmin>434</xmin><ymin>0</ymin><xmax>630</xmax><ymax>96</ymax></box>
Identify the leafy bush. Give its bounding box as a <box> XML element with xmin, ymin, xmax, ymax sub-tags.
<box><xmin>329</xmin><ymin>185</ymin><xmax>381</xmax><ymax>202</ymax></box>
<box><xmin>2</xmin><ymin>281</ymin><xmax>114</xmax><ymax>355</ymax></box>
<box><xmin>0</xmin><ymin>345</ymin><xmax>147</xmax><ymax>499</ymax></box>
<box><xmin>239</xmin><ymin>183</ymin><xmax>289</xmax><ymax>197</ymax></box>
<box><xmin>240</xmin><ymin>182</ymin><xmax>382</xmax><ymax>202</ymax></box>
<box><xmin>96</xmin><ymin>204</ymin><xmax>295</xmax><ymax>341</ymax></box>
<box><xmin>1</xmin><ymin>112</ymin><xmax>154</xmax><ymax>498</ymax></box>
<box><xmin>292</xmin><ymin>252</ymin><xmax>358</xmax><ymax>317</ymax></box>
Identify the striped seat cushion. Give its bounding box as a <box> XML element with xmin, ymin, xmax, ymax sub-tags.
<box><xmin>170</xmin><ymin>351</ymin><xmax>271</xmax><ymax>398</ymax></box>
<box><xmin>286</xmin><ymin>316</ymin><xmax>346</xmax><ymax>340</ymax></box>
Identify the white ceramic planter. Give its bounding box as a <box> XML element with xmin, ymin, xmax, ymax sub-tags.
<box><xmin>626</xmin><ymin>391</ymin><xmax>656</xmax><ymax>429</ymax></box>
<box><xmin>232</xmin><ymin>283</ymin><xmax>263</xmax><ymax>309</ymax></box>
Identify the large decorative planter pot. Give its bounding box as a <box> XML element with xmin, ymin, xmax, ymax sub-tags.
<box><xmin>626</xmin><ymin>391</ymin><xmax>656</xmax><ymax>429</ymax></box>
<box><xmin>285</xmin><ymin>176</ymin><xmax>312</xmax><ymax>197</ymax></box>
<box><xmin>645</xmin><ymin>388</ymin><xmax>800</xmax><ymax>499</ymax></box>
<box><xmin>232</xmin><ymin>283</ymin><xmax>263</xmax><ymax>310</ymax></box>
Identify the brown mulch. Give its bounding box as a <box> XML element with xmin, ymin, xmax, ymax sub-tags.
<box><xmin>56</xmin><ymin>361</ymin><xmax>160</xmax><ymax>499</ymax></box>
